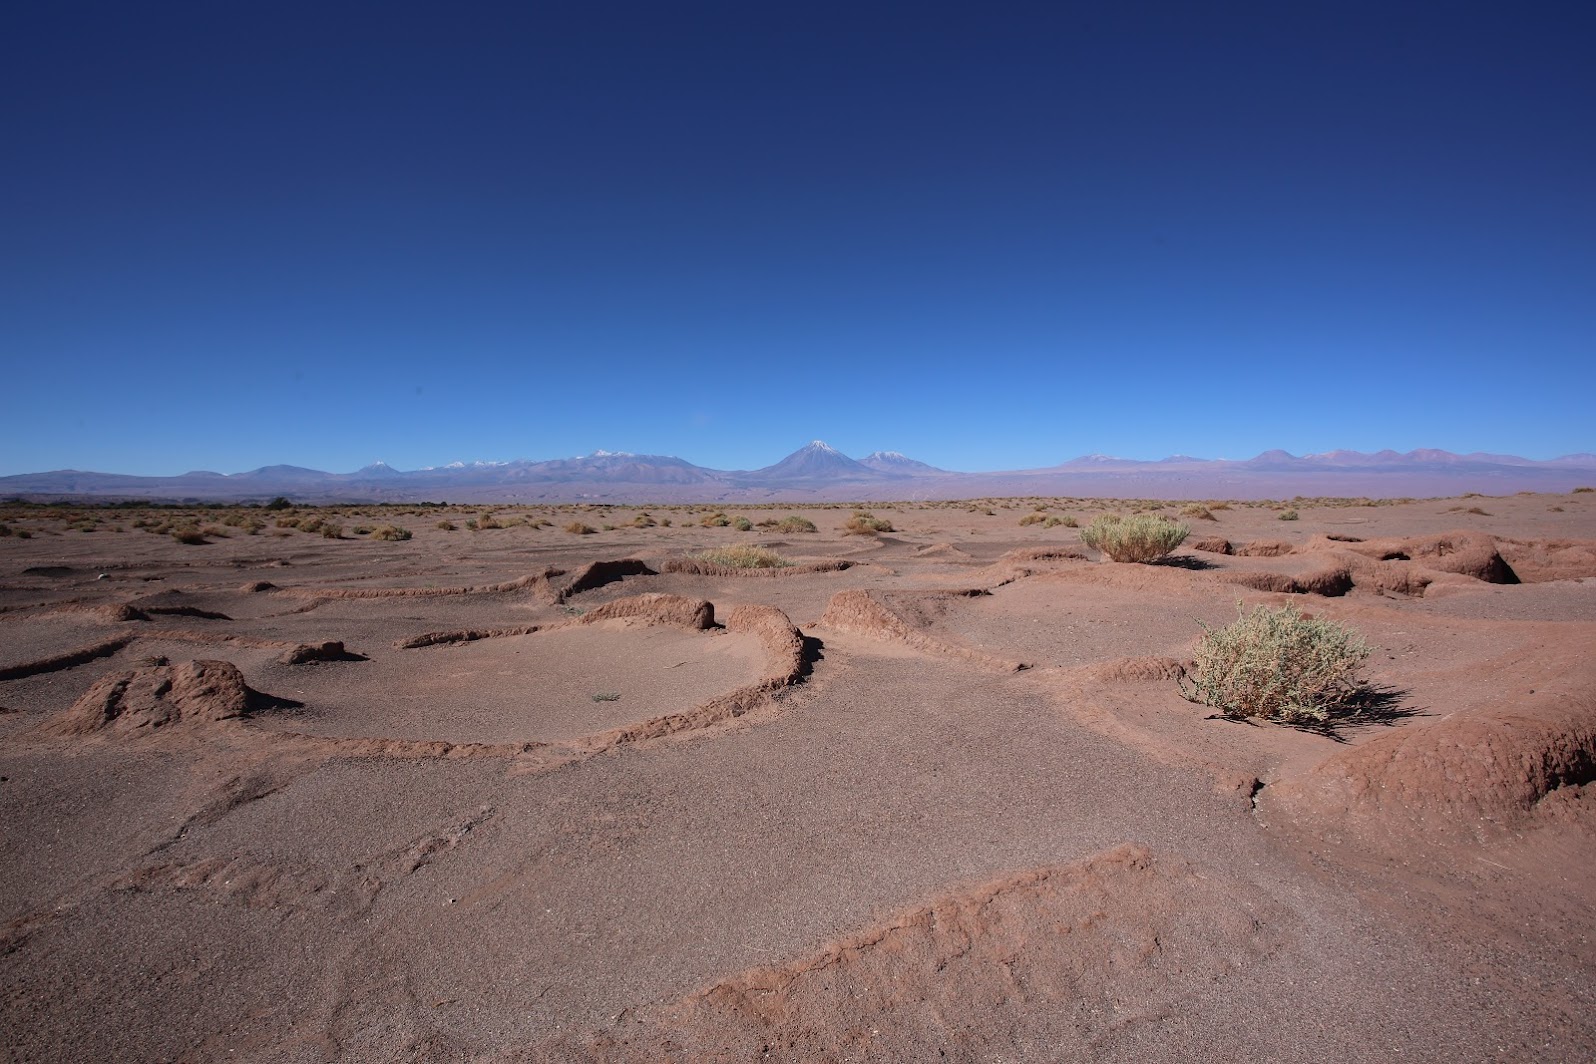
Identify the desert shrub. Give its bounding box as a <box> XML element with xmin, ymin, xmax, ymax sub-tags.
<box><xmin>844</xmin><ymin>511</ymin><xmax>894</xmax><ymax>535</ymax></box>
<box><xmin>1549</xmin><ymin>506</ymin><xmax>1565</xmax><ymax>513</ymax></box>
<box><xmin>699</xmin><ymin>512</ymin><xmax>731</xmax><ymax>528</ymax></box>
<box><xmin>1079</xmin><ymin>514</ymin><xmax>1188</xmax><ymax>563</ymax></box>
<box><xmin>1574</xmin><ymin>486</ymin><xmax>1594</xmax><ymax>494</ymax></box>
<box><xmin>352</xmin><ymin>525</ymin><xmax>373</xmax><ymax>535</ymax></box>
<box><xmin>319</xmin><ymin>523</ymin><xmax>344</xmax><ymax>539</ymax></box>
<box><xmin>1210</xmin><ymin>502</ymin><xmax>1232</xmax><ymax>511</ymax></box>
<box><xmin>1019</xmin><ymin>513</ymin><xmax>1045</xmax><ymax>527</ymax></box>
<box><xmin>263</xmin><ymin>497</ymin><xmax>292</xmax><ymax>511</ymax></box>
<box><xmin>477</xmin><ymin>514</ymin><xmax>502</xmax><ymax>530</ymax></box>
<box><xmin>731</xmin><ymin>516</ymin><xmax>753</xmax><ymax>531</ymax></box>
<box><xmin>691</xmin><ymin>545</ymin><xmax>789</xmax><ymax>569</ymax></box>
<box><xmin>1277</xmin><ymin>509</ymin><xmax>1300</xmax><ymax>521</ymax></box>
<box><xmin>632</xmin><ymin>513</ymin><xmax>657</xmax><ymax>528</ymax></box>
<box><xmin>0</xmin><ymin>523</ymin><xmax>12</xmax><ymax>537</ymax></box>
<box><xmin>171</xmin><ymin>527</ymin><xmax>207</xmax><ymax>545</ymax></box>
<box><xmin>436</xmin><ymin>520</ymin><xmax>456</xmax><ymax>531</ymax></box>
<box><xmin>565</xmin><ymin>522</ymin><xmax>596</xmax><ymax>535</ymax></box>
<box><xmin>1179</xmin><ymin>603</ymin><xmax>1371</xmax><ymax>725</ymax></box>
<box><xmin>776</xmin><ymin>515</ymin><xmax>817</xmax><ymax>533</ymax></box>
<box><xmin>1180</xmin><ymin>505</ymin><xmax>1216</xmax><ymax>521</ymax></box>
<box><xmin>369</xmin><ymin>524</ymin><xmax>410</xmax><ymax>541</ymax></box>
<box><xmin>591</xmin><ymin>692</ymin><xmax>621</xmax><ymax>702</ymax></box>
<box><xmin>1043</xmin><ymin>515</ymin><xmax>1078</xmax><ymax>528</ymax></box>
<box><xmin>658</xmin><ymin>517</ymin><xmax>672</xmax><ymax>527</ymax></box>
<box><xmin>275</xmin><ymin>516</ymin><xmax>302</xmax><ymax>529</ymax></box>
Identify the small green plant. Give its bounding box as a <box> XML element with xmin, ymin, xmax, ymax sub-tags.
<box><xmin>775</xmin><ymin>515</ymin><xmax>817</xmax><ymax>533</ymax></box>
<box><xmin>843</xmin><ymin>511</ymin><xmax>894</xmax><ymax>535</ymax></box>
<box><xmin>731</xmin><ymin>516</ymin><xmax>753</xmax><ymax>532</ymax></box>
<box><xmin>369</xmin><ymin>524</ymin><xmax>411</xmax><ymax>541</ymax></box>
<box><xmin>591</xmin><ymin>691</ymin><xmax>621</xmax><ymax>702</ymax></box>
<box><xmin>1079</xmin><ymin>513</ymin><xmax>1188</xmax><ymax>563</ymax></box>
<box><xmin>1277</xmin><ymin>509</ymin><xmax>1300</xmax><ymax>521</ymax></box>
<box><xmin>1179</xmin><ymin>603</ymin><xmax>1371</xmax><ymax>725</ymax></box>
<box><xmin>691</xmin><ymin>545</ymin><xmax>790</xmax><ymax>569</ymax></box>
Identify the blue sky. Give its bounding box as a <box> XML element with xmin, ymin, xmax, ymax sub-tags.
<box><xmin>3</xmin><ymin>2</ymin><xmax>1592</xmax><ymax>476</ymax></box>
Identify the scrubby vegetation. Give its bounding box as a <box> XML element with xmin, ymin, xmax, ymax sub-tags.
<box><xmin>1277</xmin><ymin>509</ymin><xmax>1300</xmax><ymax>521</ymax></box>
<box><xmin>690</xmin><ymin>545</ymin><xmax>790</xmax><ymax>569</ymax></box>
<box><xmin>843</xmin><ymin>511</ymin><xmax>894</xmax><ymax>535</ymax></box>
<box><xmin>564</xmin><ymin>522</ymin><xmax>596</xmax><ymax>535</ymax></box>
<box><xmin>1079</xmin><ymin>513</ymin><xmax>1188</xmax><ymax>563</ymax></box>
<box><xmin>1179</xmin><ymin>603</ymin><xmax>1371</xmax><ymax>725</ymax></box>
<box><xmin>369</xmin><ymin>524</ymin><xmax>410</xmax><ymax>541</ymax></box>
<box><xmin>775</xmin><ymin>515</ymin><xmax>817</xmax><ymax>533</ymax></box>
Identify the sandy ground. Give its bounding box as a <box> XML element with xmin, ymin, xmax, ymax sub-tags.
<box><xmin>1</xmin><ymin>493</ymin><xmax>1593</xmax><ymax>1062</ymax></box>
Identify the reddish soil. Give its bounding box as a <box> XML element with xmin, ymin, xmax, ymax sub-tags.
<box><xmin>1</xmin><ymin>492</ymin><xmax>1593</xmax><ymax>1062</ymax></box>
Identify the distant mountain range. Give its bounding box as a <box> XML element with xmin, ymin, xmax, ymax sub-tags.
<box><xmin>3</xmin><ymin>442</ymin><xmax>1593</xmax><ymax>503</ymax></box>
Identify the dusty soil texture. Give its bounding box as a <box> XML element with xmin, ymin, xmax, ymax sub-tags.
<box><xmin>3</xmin><ymin>492</ymin><xmax>1594</xmax><ymax>1062</ymax></box>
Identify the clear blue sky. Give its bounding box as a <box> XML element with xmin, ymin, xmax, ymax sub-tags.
<box><xmin>3</xmin><ymin>2</ymin><xmax>1592</xmax><ymax>476</ymax></box>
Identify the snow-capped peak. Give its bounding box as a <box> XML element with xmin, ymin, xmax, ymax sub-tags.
<box><xmin>805</xmin><ymin>440</ymin><xmax>841</xmax><ymax>453</ymax></box>
<box><xmin>589</xmin><ymin>450</ymin><xmax>635</xmax><ymax>458</ymax></box>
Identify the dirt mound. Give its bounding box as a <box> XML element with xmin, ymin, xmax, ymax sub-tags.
<box><xmin>49</xmin><ymin>659</ymin><xmax>284</xmax><ymax>735</ymax></box>
<box><xmin>658</xmin><ymin>558</ymin><xmax>850</xmax><ymax>577</ymax></box>
<box><xmin>239</xmin><ymin>580</ymin><xmax>277</xmax><ymax>593</ymax></box>
<box><xmin>529</xmin><ymin>844</ymin><xmax>1282</xmax><ymax>1062</ymax></box>
<box><xmin>569</xmin><ymin>604</ymin><xmax>811</xmax><ymax>750</ymax></box>
<box><xmin>1190</xmin><ymin>536</ymin><xmax>1233</xmax><ymax>555</ymax></box>
<box><xmin>1494</xmin><ymin>537</ymin><xmax>1596</xmax><ymax>582</ymax></box>
<box><xmin>577</xmin><ymin>593</ymin><xmax>715</xmax><ymax>631</ymax></box>
<box><xmin>998</xmin><ymin>546</ymin><xmax>1089</xmax><ymax>564</ymax></box>
<box><xmin>1264</xmin><ymin>694</ymin><xmax>1596</xmax><ymax>846</ymax></box>
<box><xmin>553</xmin><ymin>559</ymin><xmax>657</xmax><ymax>602</ymax></box>
<box><xmin>1236</xmin><ymin>539</ymin><xmax>1294</xmax><ymax>557</ymax></box>
<box><xmin>912</xmin><ymin>542</ymin><xmax>974</xmax><ymax>560</ymax></box>
<box><xmin>1221</xmin><ymin>564</ymin><xmax>1354</xmax><ymax>597</ymax></box>
<box><xmin>276</xmin><ymin>641</ymin><xmax>362</xmax><ymax>665</ymax></box>
<box><xmin>394</xmin><ymin>625</ymin><xmax>544</xmax><ymax>649</ymax></box>
<box><xmin>1333</xmin><ymin>531</ymin><xmax>1518</xmax><ymax>584</ymax></box>
<box><xmin>819</xmin><ymin>589</ymin><xmax>1026</xmax><ymax>671</ymax></box>
<box><xmin>0</xmin><ymin>635</ymin><xmax>134</xmax><ymax>680</ymax></box>
<box><xmin>1073</xmin><ymin>656</ymin><xmax>1189</xmax><ymax>683</ymax></box>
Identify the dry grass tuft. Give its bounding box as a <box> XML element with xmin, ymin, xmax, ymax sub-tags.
<box><xmin>690</xmin><ymin>545</ymin><xmax>790</xmax><ymax>569</ymax></box>
<box><xmin>843</xmin><ymin>511</ymin><xmax>894</xmax><ymax>536</ymax></box>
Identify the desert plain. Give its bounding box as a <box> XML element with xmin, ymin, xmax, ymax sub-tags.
<box><xmin>1</xmin><ymin>491</ymin><xmax>1593</xmax><ymax>1062</ymax></box>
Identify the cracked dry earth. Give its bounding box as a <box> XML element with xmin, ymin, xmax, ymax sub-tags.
<box><xmin>2</xmin><ymin>494</ymin><xmax>1594</xmax><ymax>1062</ymax></box>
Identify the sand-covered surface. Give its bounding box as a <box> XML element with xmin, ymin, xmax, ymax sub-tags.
<box><xmin>2</xmin><ymin>493</ymin><xmax>1594</xmax><ymax>1061</ymax></box>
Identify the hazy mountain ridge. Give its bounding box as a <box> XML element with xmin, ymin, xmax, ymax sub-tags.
<box><xmin>2</xmin><ymin>445</ymin><xmax>1593</xmax><ymax>503</ymax></box>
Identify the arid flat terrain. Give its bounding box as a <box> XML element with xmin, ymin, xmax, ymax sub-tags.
<box><xmin>2</xmin><ymin>492</ymin><xmax>1594</xmax><ymax>1062</ymax></box>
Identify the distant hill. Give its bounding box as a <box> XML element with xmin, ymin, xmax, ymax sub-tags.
<box><xmin>1</xmin><ymin>446</ymin><xmax>1592</xmax><ymax>503</ymax></box>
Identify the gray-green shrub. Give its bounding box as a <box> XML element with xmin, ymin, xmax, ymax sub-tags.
<box><xmin>1179</xmin><ymin>603</ymin><xmax>1370</xmax><ymax>724</ymax></box>
<box><xmin>1080</xmin><ymin>513</ymin><xmax>1188</xmax><ymax>562</ymax></box>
